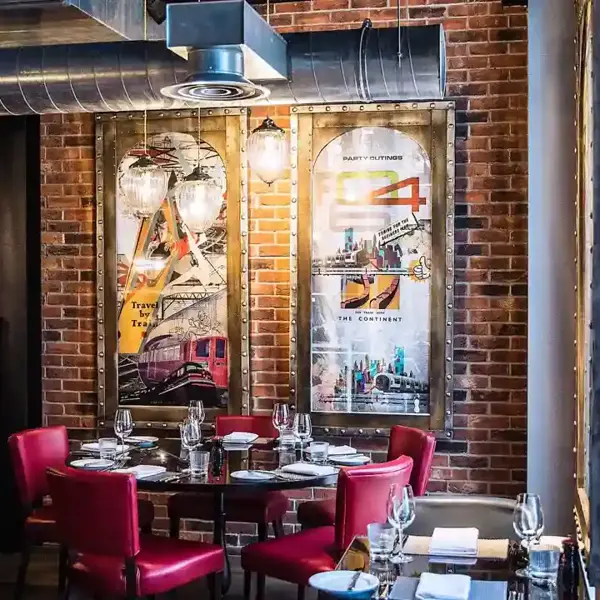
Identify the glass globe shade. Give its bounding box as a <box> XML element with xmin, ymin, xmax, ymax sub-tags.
<box><xmin>247</xmin><ymin>117</ymin><xmax>289</xmax><ymax>185</ymax></box>
<box><xmin>176</xmin><ymin>167</ymin><xmax>223</xmax><ymax>232</ymax></box>
<box><xmin>120</xmin><ymin>155</ymin><xmax>169</xmax><ymax>219</ymax></box>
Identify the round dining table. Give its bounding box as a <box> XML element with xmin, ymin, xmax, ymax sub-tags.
<box><xmin>68</xmin><ymin>439</ymin><xmax>338</xmax><ymax>592</ymax></box>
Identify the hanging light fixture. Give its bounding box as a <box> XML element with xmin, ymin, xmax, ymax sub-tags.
<box><xmin>176</xmin><ymin>165</ymin><xmax>222</xmax><ymax>232</ymax></box>
<box><xmin>247</xmin><ymin>117</ymin><xmax>289</xmax><ymax>186</ymax></box>
<box><xmin>120</xmin><ymin>154</ymin><xmax>169</xmax><ymax>219</ymax></box>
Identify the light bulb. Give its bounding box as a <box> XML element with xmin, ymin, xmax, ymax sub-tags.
<box><xmin>119</xmin><ymin>155</ymin><xmax>169</xmax><ymax>219</ymax></box>
<box><xmin>175</xmin><ymin>166</ymin><xmax>223</xmax><ymax>232</ymax></box>
<box><xmin>247</xmin><ymin>117</ymin><xmax>289</xmax><ymax>185</ymax></box>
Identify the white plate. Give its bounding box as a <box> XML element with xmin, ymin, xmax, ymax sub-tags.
<box><xmin>223</xmin><ymin>433</ymin><xmax>259</xmax><ymax>444</ymax></box>
<box><xmin>329</xmin><ymin>455</ymin><xmax>371</xmax><ymax>466</ymax></box>
<box><xmin>127</xmin><ymin>436</ymin><xmax>159</xmax><ymax>445</ymax></box>
<box><xmin>230</xmin><ymin>470</ymin><xmax>276</xmax><ymax>481</ymax></box>
<box><xmin>71</xmin><ymin>458</ymin><xmax>114</xmax><ymax>470</ymax></box>
<box><xmin>81</xmin><ymin>442</ymin><xmax>132</xmax><ymax>453</ymax></box>
<box><xmin>309</xmin><ymin>571</ymin><xmax>379</xmax><ymax>598</ymax></box>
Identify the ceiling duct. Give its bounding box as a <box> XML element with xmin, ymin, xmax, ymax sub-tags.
<box><xmin>161</xmin><ymin>0</ymin><xmax>287</xmax><ymax>103</ymax></box>
<box><xmin>0</xmin><ymin>24</ymin><xmax>445</xmax><ymax>114</ymax></box>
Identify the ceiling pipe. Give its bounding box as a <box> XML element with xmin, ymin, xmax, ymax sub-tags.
<box><xmin>0</xmin><ymin>24</ymin><xmax>445</xmax><ymax>115</ymax></box>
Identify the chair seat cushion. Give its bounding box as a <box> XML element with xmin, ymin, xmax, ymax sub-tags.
<box><xmin>70</xmin><ymin>534</ymin><xmax>224</xmax><ymax>596</ymax></box>
<box><xmin>241</xmin><ymin>526</ymin><xmax>337</xmax><ymax>585</ymax></box>
<box><xmin>169</xmin><ymin>491</ymin><xmax>289</xmax><ymax>523</ymax></box>
<box><xmin>137</xmin><ymin>499</ymin><xmax>155</xmax><ymax>530</ymax></box>
<box><xmin>297</xmin><ymin>499</ymin><xmax>336</xmax><ymax>529</ymax></box>
<box><xmin>25</xmin><ymin>505</ymin><xmax>57</xmax><ymax>543</ymax></box>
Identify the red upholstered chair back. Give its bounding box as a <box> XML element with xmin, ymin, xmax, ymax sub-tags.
<box><xmin>8</xmin><ymin>425</ymin><xmax>69</xmax><ymax>507</ymax></box>
<box><xmin>47</xmin><ymin>468</ymin><xmax>140</xmax><ymax>558</ymax></box>
<box><xmin>387</xmin><ymin>425</ymin><xmax>436</xmax><ymax>496</ymax></box>
<box><xmin>215</xmin><ymin>415</ymin><xmax>278</xmax><ymax>438</ymax></box>
<box><xmin>334</xmin><ymin>455</ymin><xmax>413</xmax><ymax>551</ymax></box>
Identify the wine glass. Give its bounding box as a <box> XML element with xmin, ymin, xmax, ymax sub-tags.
<box><xmin>181</xmin><ymin>418</ymin><xmax>202</xmax><ymax>451</ymax></box>
<box><xmin>114</xmin><ymin>408</ymin><xmax>133</xmax><ymax>452</ymax></box>
<box><xmin>188</xmin><ymin>400</ymin><xmax>205</xmax><ymax>425</ymax></box>
<box><xmin>293</xmin><ymin>413</ymin><xmax>312</xmax><ymax>460</ymax></box>
<box><xmin>513</xmin><ymin>493</ymin><xmax>545</xmax><ymax>577</ymax></box>
<box><xmin>272</xmin><ymin>403</ymin><xmax>292</xmax><ymax>437</ymax></box>
<box><xmin>387</xmin><ymin>484</ymin><xmax>416</xmax><ymax>564</ymax></box>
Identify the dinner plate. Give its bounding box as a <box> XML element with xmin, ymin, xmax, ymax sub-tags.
<box><xmin>71</xmin><ymin>458</ymin><xmax>115</xmax><ymax>470</ymax></box>
<box><xmin>230</xmin><ymin>470</ymin><xmax>276</xmax><ymax>481</ymax></box>
<box><xmin>329</xmin><ymin>454</ymin><xmax>370</xmax><ymax>466</ymax></box>
<box><xmin>80</xmin><ymin>442</ymin><xmax>132</xmax><ymax>453</ymax></box>
<box><xmin>127</xmin><ymin>436</ymin><xmax>159</xmax><ymax>446</ymax></box>
<box><xmin>309</xmin><ymin>571</ymin><xmax>379</xmax><ymax>598</ymax></box>
<box><xmin>223</xmin><ymin>433</ymin><xmax>259</xmax><ymax>444</ymax></box>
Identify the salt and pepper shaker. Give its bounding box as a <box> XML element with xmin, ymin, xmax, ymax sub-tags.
<box><xmin>561</xmin><ymin>539</ymin><xmax>579</xmax><ymax>599</ymax></box>
<box><xmin>210</xmin><ymin>437</ymin><xmax>224</xmax><ymax>476</ymax></box>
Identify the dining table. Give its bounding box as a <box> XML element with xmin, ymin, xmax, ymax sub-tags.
<box><xmin>67</xmin><ymin>438</ymin><xmax>339</xmax><ymax>592</ymax></box>
<box><xmin>334</xmin><ymin>536</ymin><xmax>581</xmax><ymax>600</ymax></box>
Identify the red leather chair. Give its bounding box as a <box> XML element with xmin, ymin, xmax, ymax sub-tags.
<box><xmin>297</xmin><ymin>425</ymin><xmax>436</xmax><ymax>529</ymax></box>
<box><xmin>168</xmin><ymin>415</ymin><xmax>287</xmax><ymax>541</ymax></box>
<box><xmin>241</xmin><ymin>456</ymin><xmax>413</xmax><ymax>600</ymax></box>
<box><xmin>8</xmin><ymin>426</ymin><xmax>156</xmax><ymax>600</ymax></box>
<box><xmin>47</xmin><ymin>467</ymin><xmax>224</xmax><ymax>600</ymax></box>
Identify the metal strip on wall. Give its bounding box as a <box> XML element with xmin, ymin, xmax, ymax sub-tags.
<box><xmin>289</xmin><ymin>112</ymin><xmax>299</xmax><ymax>410</ymax></box>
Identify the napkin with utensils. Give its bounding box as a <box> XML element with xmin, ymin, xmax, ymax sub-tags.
<box><xmin>430</xmin><ymin>527</ymin><xmax>479</xmax><ymax>557</ymax></box>
<box><xmin>415</xmin><ymin>573</ymin><xmax>471</xmax><ymax>600</ymax></box>
<box><xmin>113</xmin><ymin>465</ymin><xmax>167</xmax><ymax>480</ymax></box>
<box><xmin>307</xmin><ymin>445</ymin><xmax>357</xmax><ymax>456</ymax></box>
<box><xmin>403</xmin><ymin>535</ymin><xmax>508</xmax><ymax>561</ymax></box>
<box><xmin>223</xmin><ymin>432</ymin><xmax>259</xmax><ymax>444</ymax></box>
<box><xmin>391</xmin><ymin>577</ymin><xmax>506</xmax><ymax>600</ymax></box>
<box><xmin>280</xmin><ymin>463</ymin><xmax>337</xmax><ymax>477</ymax></box>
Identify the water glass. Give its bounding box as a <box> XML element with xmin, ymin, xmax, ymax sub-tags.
<box><xmin>279</xmin><ymin>427</ymin><xmax>296</xmax><ymax>449</ymax></box>
<box><xmin>309</xmin><ymin>441</ymin><xmax>329</xmax><ymax>464</ymax></box>
<box><xmin>188</xmin><ymin>400</ymin><xmax>205</xmax><ymax>424</ymax></box>
<box><xmin>189</xmin><ymin>450</ymin><xmax>210</xmax><ymax>477</ymax></box>
<box><xmin>367</xmin><ymin>522</ymin><xmax>396</xmax><ymax>561</ymax></box>
<box><xmin>114</xmin><ymin>408</ymin><xmax>133</xmax><ymax>448</ymax></box>
<box><xmin>529</xmin><ymin>544</ymin><xmax>561</xmax><ymax>581</ymax></box>
<box><xmin>98</xmin><ymin>437</ymin><xmax>118</xmax><ymax>461</ymax></box>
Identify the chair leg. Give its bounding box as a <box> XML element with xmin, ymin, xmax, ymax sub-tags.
<box><xmin>298</xmin><ymin>585</ymin><xmax>306</xmax><ymax>600</ymax></box>
<box><xmin>169</xmin><ymin>514</ymin><xmax>180</xmax><ymax>539</ymax></box>
<box><xmin>14</xmin><ymin>541</ymin><xmax>31</xmax><ymax>600</ymax></box>
<box><xmin>61</xmin><ymin>579</ymin><xmax>72</xmax><ymax>600</ymax></box>
<box><xmin>256</xmin><ymin>573</ymin><xmax>265</xmax><ymax>600</ymax></box>
<box><xmin>58</xmin><ymin>544</ymin><xmax>68</xmax><ymax>593</ymax></box>
<box><xmin>272</xmin><ymin>519</ymin><xmax>284</xmax><ymax>538</ymax></box>
<box><xmin>208</xmin><ymin>571</ymin><xmax>222</xmax><ymax>600</ymax></box>
<box><xmin>257</xmin><ymin>522</ymin><xmax>267</xmax><ymax>542</ymax></box>
<box><xmin>243</xmin><ymin>570</ymin><xmax>251</xmax><ymax>600</ymax></box>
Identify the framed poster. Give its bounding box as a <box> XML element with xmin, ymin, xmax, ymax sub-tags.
<box><xmin>291</xmin><ymin>103</ymin><xmax>455</xmax><ymax>435</ymax></box>
<box><xmin>96</xmin><ymin>110</ymin><xmax>250</xmax><ymax>428</ymax></box>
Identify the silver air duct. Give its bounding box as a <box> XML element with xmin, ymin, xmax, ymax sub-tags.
<box><xmin>0</xmin><ymin>24</ymin><xmax>445</xmax><ymax>115</ymax></box>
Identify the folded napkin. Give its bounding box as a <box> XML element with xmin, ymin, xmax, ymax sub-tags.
<box><xmin>223</xmin><ymin>432</ymin><xmax>258</xmax><ymax>444</ymax></box>
<box><xmin>280</xmin><ymin>463</ymin><xmax>337</xmax><ymax>476</ymax></box>
<box><xmin>430</xmin><ymin>527</ymin><xmax>479</xmax><ymax>557</ymax></box>
<box><xmin>307</xmin><ymin>445</ymin><xmax>357</xmax><ymax>456</ymax></box>
<box><xmin>403</xmin><ymin>536</ymin><xmax>508</xmax><ymax>561</ymax></box>
<box><xmin>113</xmin><ymin>465</ymin><xmax>167</xmax><ymax>480</ymax></box>
<box><xmin>415</xmin><ymin>573</ymin><xmax>471</xmax><ymax>600</ymax></box>
<box><xmin>391</xmin><ymin>577</ymin><xmax>505</xmax><ymax>600</ymax></box>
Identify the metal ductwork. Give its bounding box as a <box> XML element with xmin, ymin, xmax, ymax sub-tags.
<box><xmin>0</xmin><ymin>24</ymin><xmax>445</xmax><ymax>114</ymax></box>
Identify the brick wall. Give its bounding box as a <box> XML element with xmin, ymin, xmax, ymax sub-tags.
<box><xmin>41</xmin><ymin>0</ymin><xmax>528</xmax><ymax>542</ymax></box>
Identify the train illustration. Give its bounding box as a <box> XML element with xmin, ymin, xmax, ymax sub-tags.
<box><xmin>313</xmin><ymin>248</ymin><xmax>371</xmax><ymax>268</ymax></box>
<box><xmin>135</xmin><ymin>335</ymin><xmax>228</xmax><ymax>406</ymax></box>
<box><xmin>374</xmin><ymin>372</ymin><xmax>428</xmax><ymax>394</ymax></box>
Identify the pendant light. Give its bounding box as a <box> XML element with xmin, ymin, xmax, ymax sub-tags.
<box><xmin>247</xmin><ymin>117</ymin><xmax>289</xmax><ymax>186</ymax></box>
<box><xmin>176</xmin><ymin>165</ymin><xmax>222</xmax><ymax>232</ymax></box>
<box><xmin>119</xmin><ymin>0</ymin><xmax>168</xmax><ymax>220</ymax></box>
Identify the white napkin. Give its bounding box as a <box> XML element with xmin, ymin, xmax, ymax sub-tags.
<box><xmin>113</xmin><ymin>465</ymin><xmax>167</xmax><ymax>480</ymax></box>
<box><xmin>307</xmin><ymin>445</ymin><xmax>357</xmax><ymax>456</ymax></box>
<box><xmin>280</xmin><ymin>463</ymin><xmax>337</xmax><ymax>476</ymax></box>
<box><xmin>430</xmin><ymin>528</ymin><xmax>479</xmax><ymax>557</ymax></box>
<box><xmin>415</xmin><ymin>573</ymin><xmax>471</xmax><ymax>600</ymax></box>
<box><xmin>223</xmin><ymin>432</ymin><xmax>258</xmax><ymax>444</ymax></box>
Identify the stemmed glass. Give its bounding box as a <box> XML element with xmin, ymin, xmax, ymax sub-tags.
<box><xmin>114</xmin><ymin>408</ymin><xmax>133</xmax><ymax>452</ymax></box>
<box><xmin>293</xmin><ymin>413</ymin><xmax>312</xmax><ymax>460</ymax></box>
<box><xmin>272</xmin><ymin>403</ymin><xmax>292</xmax><ymax>439</ymax></box>
<box><xmin>188</xmin><ymin>400</ymin><xmax>205</xmax><ymax>425</ymax></box>
<box><xmin>513</xmin><ymin>493</ymin><xmax>545</xmax><ymax>578</ymax></box>
<box><xmin>387</xmin><ymin>484</ymin><xmax>416</xmax><ymax>563</ymax></box>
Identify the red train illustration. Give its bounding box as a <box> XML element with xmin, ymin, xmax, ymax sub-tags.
<box><xmin>138</xmin><ymin>336</ymin><xmax>228</xmax><ymax>391</ymax></box>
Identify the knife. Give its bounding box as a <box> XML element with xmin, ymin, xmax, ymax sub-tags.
<box><xmin>347</xmin><ymin>570</ymin><xmax>362</xmax><ymax>591</ymax></box>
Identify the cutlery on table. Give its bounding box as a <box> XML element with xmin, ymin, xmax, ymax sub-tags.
<box><xmin>347</xmin><ymin>570</ymin><xmax>362</xmax><ymax>591</ymax></box>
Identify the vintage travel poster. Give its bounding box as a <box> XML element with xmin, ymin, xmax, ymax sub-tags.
<box><xmin>311</xmin><ymin>127</ymin><xmax>432</xmax><ymax>415</ymax></box>
<box><xmin>116</xmin><ymin>132</ymin><xmax>228</xmax><ymax>408</ymax></box>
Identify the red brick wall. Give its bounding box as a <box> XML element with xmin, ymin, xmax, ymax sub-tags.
<box><xmin>41</xmin><ymin>0</ymin><xmax>528</xmax><ymax>540</ymax></box>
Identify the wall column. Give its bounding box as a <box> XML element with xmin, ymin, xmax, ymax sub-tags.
<box><xmin>527</xmin><ymin>0</ymin><xmax>576</xmax><ymax>533</ymax></box>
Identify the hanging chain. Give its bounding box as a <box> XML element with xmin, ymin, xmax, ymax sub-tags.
<box><xmin>143</xmin><ymin>0</ymin><xmax>148</xmax><ymax>153</ymax></box>
<box><xmin>267</xmin><ymin>0</ymin><xmax>270</xmax><ymax>25</ymax></box>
